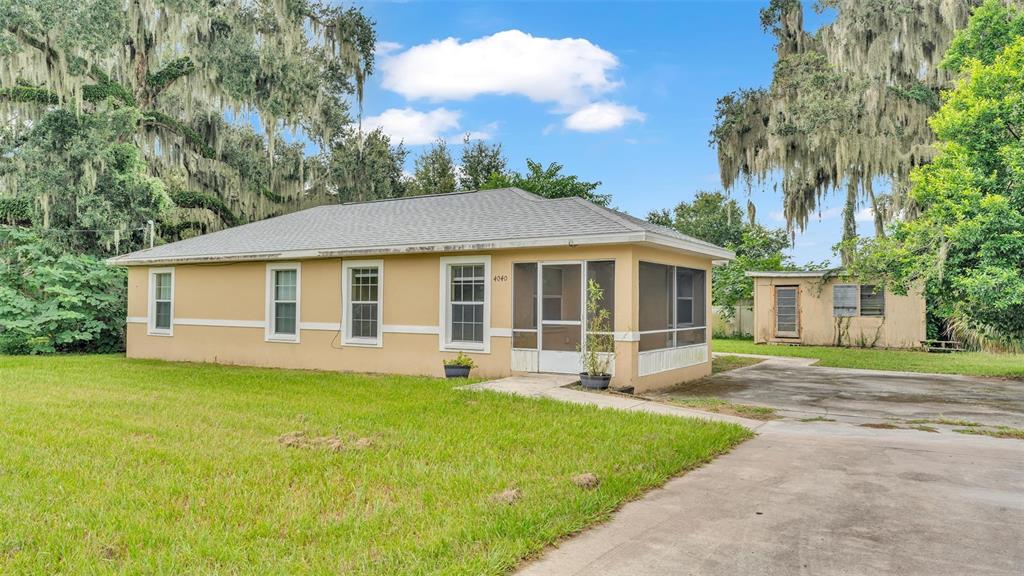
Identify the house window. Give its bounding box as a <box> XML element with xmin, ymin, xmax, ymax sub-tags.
<box><xmin>266</xmin><ymin>263</ymin><xmax>300</xmax><ymax>342</ymax></box>
<box><xmin>148</xmin><ymin>268</ymin><xmax>174</xmax><ymax>336</ymax></box>
<box><xmin>343</xmin><ymin>260</ymin><xmax>383</xmax><ymax>346</ymax></box>
<box><xmin>860</xmin><ymin>285</ymin><xmax>885</xmax><ymax>317</ymax></box>
<box><xmin>440</xmin><ymin>256</ymin><xmax>490</xmax><ymax>351</ymax></box>
<box><xmin>638</xmin><ymin>262</ymin><xmax>706</xmax><ymax>352</ymax></box>
<box><xmin>833</xmin><ymin>285</ymin><xmax>858</xmax><ymax>317</ymax></box>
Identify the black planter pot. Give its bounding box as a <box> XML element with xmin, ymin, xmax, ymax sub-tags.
<box><xmin>444</xmin><ymin>365</ymin><xmax>471</xmax><ymax>378</ymax></box>
<box><xmin>579</xmin><ymin>372</ymin><xmax>611</xmax><ymax>390</ymax></box>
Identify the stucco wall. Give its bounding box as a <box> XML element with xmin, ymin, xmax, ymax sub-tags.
<box><xmin>126</xmin><ymin>243</ymin><xmax>714</xmax><ymax>391</ymax></box>
<box><xmin>751</xmin><ymin>276</ymin><xmax>926</xmax><ymax>348</ymax></box>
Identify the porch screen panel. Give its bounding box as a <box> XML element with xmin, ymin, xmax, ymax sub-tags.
<box><xmin>675</xmin><ymin>268</ymin><xmax>706</xmax><ymax>346</ymax></box>
<box><xmin>585</xmin><ymin>261</ymin><xmax>615</xmax><ymax>329</ymax></box>
<box><xmin>638</xmin><ymin>262</ymin><xmax>673</xmax><ymax>351</ymax></box>
<box><xmin>512</xmin><ymin>263</ymin><xmax>538</xmax><ymax>349</ymax></box>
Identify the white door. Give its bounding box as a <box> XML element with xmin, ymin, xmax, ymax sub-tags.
<box><xmin>538</xmin><ymin>263</ymin><xmax>584</xmax><ymax>373</ymax></box>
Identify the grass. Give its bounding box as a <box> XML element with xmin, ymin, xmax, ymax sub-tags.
<box><xmin>711</xmin><ymin>354</ymin><xmax>763</xmax><ymax>374</ymax></box>
<box><xmin>907</xmin><ymin>417</ymin><xmax>982</xmax><ymax>427</ymax></box>
<box><xmin>665</xmin><ymin>397</ymin><xmax>777</xmax><ymax>421</ymax></box>
<box><xmin>954</xmin><ymin>426</ymin><xmax>1024</xmax><ymax>440</ymax></box>
<box><xmin>0</xmin><ymin>355</ymin><xmax>750</xmax><ymax>575</ymax></box>
<box><xmin>712</xmin><ymin>338</ymin><xmax>1024</xmax><ymax>378</ymax></box>
<box><xmin>798</xmin><ymin>416</ymin><xmax>836</xmax><ymax>423</ymax></box>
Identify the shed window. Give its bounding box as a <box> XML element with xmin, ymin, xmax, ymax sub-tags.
<box><xmin>860</xmin><ymin>285</ymin><xmax>885</xmax><ymax>317</ymax></box>
<box><xmin>833</xmin><ymin>285</ymin><xmax>858</xmax><ymax>317</ymax></box>
<box><xmin>638</xmin><ymin>262</ymin><xmax>706</xmax><ymax>352</ymax></box>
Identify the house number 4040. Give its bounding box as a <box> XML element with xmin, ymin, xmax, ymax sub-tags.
<box><xmin>493</xmin><ymin>274</ymin><xmax>509</xmax><ymax>282</ymax></box>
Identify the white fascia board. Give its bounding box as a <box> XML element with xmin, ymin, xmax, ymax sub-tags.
<box><xmin>108</xmin><ymin>230</ymin><xmax>733</xmax><ymax>266</ymax></box>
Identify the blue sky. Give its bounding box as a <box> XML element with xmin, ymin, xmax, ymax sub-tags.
<box><xmin>353</xmin><ymin>1</ymin><xmax>870</xmax><ymax>266</ymax></box>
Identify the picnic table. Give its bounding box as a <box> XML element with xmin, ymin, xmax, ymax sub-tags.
<box><xmin>920</xmin><ymin>339</ymin><xmax>965</xmax><ymax>353</ymax></box>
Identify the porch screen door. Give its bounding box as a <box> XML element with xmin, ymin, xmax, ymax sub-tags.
<box><xmin>538</xmin><ymin>263</ymin><xmax>583</xmax><ymax>373</ymax></box>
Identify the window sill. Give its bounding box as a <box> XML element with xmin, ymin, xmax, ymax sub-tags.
<box><xmin>441</xmin><ymin>342</ymin><xmax>488</xmax><ymax>354</ymax></box>
<box><xmin>147</xmin><ymin>330</ymin><xmax>173</xmax><ymax>337</ymax></box>
<box><xmin>343</xmin><ymin>339</ymin><xmax>382</xmax><ymax>348</ymax></box>
<box><xmin>266</xmin><ymin>335</ymin><xmax>300</xmax><ymax>344</ymax></box>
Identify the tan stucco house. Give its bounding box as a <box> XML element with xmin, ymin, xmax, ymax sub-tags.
<box><xmin>110</xmin><ymin>188</ymin><xmax>734</xmax><ymax>393</ymax></box>
<box><xmin>747</xmin><ymin>271</ymin><xmax>926</xmax><ymax>348</ymax></box>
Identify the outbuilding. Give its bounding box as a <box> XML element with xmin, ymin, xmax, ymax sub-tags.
<box><xmin>747</xmin><ymin>270</ymin><xmax>927</xmax><ymax>349</ymax></box>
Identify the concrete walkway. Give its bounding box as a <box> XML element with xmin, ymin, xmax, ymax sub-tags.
<box><xmin>462</xmin><ymin>374</ymin><xmax>761</xmax><ymax>429</ymax></box>
<box><xmin>464</xmin><ymin>370</ymin><xmax>1024</xmax><ymax>576</ymax></box>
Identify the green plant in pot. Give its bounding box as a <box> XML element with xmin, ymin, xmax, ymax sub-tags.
<box><xmin>443</xmin><ymin>352</ymin><xmax>476</xmax><ymax>378</ymax></box>
<box><xmin>579</xmin><ymin>278</ymin><xmax>614</xmax><ymax>389</ymax></box>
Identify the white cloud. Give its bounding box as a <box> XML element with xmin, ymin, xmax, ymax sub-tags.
<box><xmin>855</xmin><ymin>207</ymin><xmax>875</xmax><ymax>223</ymax></box>
<box><xmin>380</xmin><ymin>30</ymin><xmax>621</xmax><ymax>109</ymax></box>
<box><xmin>361</xmin><ymin>107</ymin><xmax>461</xmax><ymax>145</ymax></box>
<box><xmin>375</xmin><ymin>41</ymin><xmax>403</xmax><ymax>56</ymax></box>
<box><xmin>564</xmin><ymin>102</ymin><xmax>645</xmax><ymax>132</ymax></box>
<box><xmin>462</xmin><ymin>121</ymin><xmax>500</xmax><ymax>141</ymax></box>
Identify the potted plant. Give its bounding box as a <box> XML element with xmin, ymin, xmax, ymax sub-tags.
<box><xmin>443</xmin><ymin>352</ymin><xmax>476</xmax><ymax>378</ymax></box>
<box><xmin>579</xmin><ymin>278</ymin><xmax>614</xmax><ymax>389</ymax></box>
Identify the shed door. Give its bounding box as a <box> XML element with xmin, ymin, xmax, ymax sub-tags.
<box><xmin>774</xmin><ymin>286</ymin><xmax>799</xmax><ymax>338</ymax></box>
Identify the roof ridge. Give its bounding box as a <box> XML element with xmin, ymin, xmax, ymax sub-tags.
<box><xmin>566</xmin><ymin>196</ymin><xmax>645</xmax><ymax>233</ymax></box>
<box><xmin>336</xmin><ymin>187</ymin><xmax>518</xmax><ymax>207</ymax></box>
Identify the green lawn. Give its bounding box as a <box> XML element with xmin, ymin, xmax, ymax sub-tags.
<box><xmin>0</xmin><ymin>355</ymin><xmax>749</xmax><ymax>575</ymax></box>
<box><xmin>712</xmin><ymin>339</ymin><xmax>1024</xmax><ymax>378</ymax></box>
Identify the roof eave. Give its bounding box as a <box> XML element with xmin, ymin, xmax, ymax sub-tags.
<box><xmin>108</xmin><ymin>229</ymin><xmax>732</xmax><ymax>267</ymax></box>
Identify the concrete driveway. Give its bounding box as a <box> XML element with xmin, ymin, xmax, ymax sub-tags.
<box><xmin>517</xmin><ymin>361</ymin><xmax>1024</xmax><ymax>576</ymax></box>
<box><xmin>662</xmin><ymin>355</ymin><xmax>1024</xmax><ymax>427</ymax></box>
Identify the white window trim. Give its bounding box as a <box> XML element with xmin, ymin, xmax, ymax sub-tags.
<box><xmin>147</xmin><ymin>267</ymin><xmax>175</xmax><ymax>336</ymax></box>
<box><xmin>342</xmin><ymin>259</ymin><xmax>384</xmax><ymax>347</ymax></box>
<box><xmin>439</xmin><ymin>255</ymin><xmax>491</xmax><ymax>353</ymax></box>
<box><xmin>266</xmin><ymin>262</ymin><xmax>301</xmax><ymax>343</ymax></box>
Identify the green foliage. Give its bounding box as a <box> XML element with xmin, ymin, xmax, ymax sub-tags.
<box><xmin>145</xmin><ymin>57</ymin><xmax>196</xmax><ymax>94</ymax></box>
<box><xmin>142</xmin><ymin>111</ymin><xmax>216</xmax><ymax>159</ymax></box>
<box><xmin>443</xmin><ymin>352</ymin><xmax>476</xmax><ymax>368</ymax></box>
<box><xmin>582</xmin><ymin>278</ymin><xmax>614</xmax><ymax>376</ymax></box>
<box><xmin>849</xmin><ymin>3</ymin><xmax>1024</xmax><ymax>350</ymax></box>
<box><xmin>408</xmin><ymin>139</ymin><xmax>457</xmax><ymax>195</ymax></box>
<box><xmin>169</xmin><ymin>189</ymin><xmax>240</xmax><ymax>227</ymax></box>
<box><xmin>943</xmin><ymin>0</ymin><xmax>1024</xmax><ymax>72</ymax></box>
<box><xmin>647</xmin><ymin>191</ymin><xmax>808</xmax><ymax>315</ymax></box>
<box><xmin>483</xmin><ymin>159</ymin><xmax>608</xmax><ymax>206</ymax></box>
<box><xmin>328</xmin><ymin>127</ymin><xmax>408</xmax><ymax>202</ymax></box>
<box><xmin>0</xmin><ymin>228</ymin><xmax>125</xmax><ymax>354</ymax></box>
<box><xmin>0</xmin><ymin>85</ymin><xmax>59</xmax><ymax>105</ymax></box>
<box><xmin>888</xmin><ymin>82</ymin><xmax>941</xmax><ymax>110</ymax></box>
<box><xmin>459</xmin><ymin>135</ymin><xmax>507</xmax><ymax>191</ymax></box>
<box><xmin>0</xmin><ymin>197</ymin><xmax>32</xmax><ymax>225</ymax></box>
<box><xmin>649</xmin><ymin>191</ymin><xmax>745</xmax><ymax>249</ymax></box>
<box><xmin>0</xmin><ymin>106</ymin><xmax>170</xmax><ymax>254</ymax></box>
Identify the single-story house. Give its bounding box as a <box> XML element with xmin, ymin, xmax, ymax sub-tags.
<box><xmin>747</xmin><ymin>271</ymin><xmax>926</xmax><ymax>348</ymax></box>
<box><xmin>110</xmin><ymin>188</ymin><xmax>734</xmax><ymax>393</ymax></box>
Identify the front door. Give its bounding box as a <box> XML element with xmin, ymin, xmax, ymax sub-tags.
<box><xmin>538</xmin><ymin>263</ymin><xmax>583</xmax><ymax>373</ymax></box>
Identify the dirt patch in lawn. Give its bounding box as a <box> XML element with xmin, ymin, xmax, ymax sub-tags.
<box><xmin>278</xmin><ymin>431</ymin><xmax>377</xmax><ymax>452</ymax></box>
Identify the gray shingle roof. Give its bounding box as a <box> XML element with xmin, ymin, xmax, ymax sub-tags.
<box><xmin>110</xmin><ymin>188</ymin><xmax>733</xmax><ymax>264</ymax></box>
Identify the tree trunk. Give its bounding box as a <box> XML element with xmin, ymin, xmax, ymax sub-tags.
<box><xmin>865</xmin><ymin>177</ymin><xmax>886</xmax><ymax>238</ymax></box>
<box><xmin>840</xmin><ymin>172</ymin><xmax>859</xmax><ymax>266</ymax></box>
